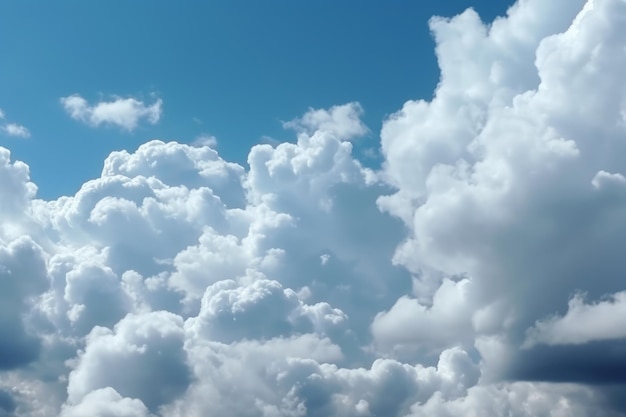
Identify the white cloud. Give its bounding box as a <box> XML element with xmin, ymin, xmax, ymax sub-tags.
<box><xmin>0</xmin><ymin>147</ymin><xmax>37</xmax><ymax>218</ymax></box>
<box><xmin>66</xmin><ymin>311</ymin><xmax>190</xmax><ymax>411</ymax></box>
<box><xmin>591</xmin><ymin>170</ymin><xmax>626</xmax><ymax>190</ymax></box>
<box><xmin>524</xmin><ymin>291</ymin><xmax>626</xmax><ymax>347</ymax></box>
<box><xmin>193</xmin><ymin>134</ymin><xmax>218</xmax><ymax>148</ymax></box>
<box><xmin>166</xmin><ymin>339</ymin><xmax>479</xmax><ymax>417</ymax></box>
<box><xmin>185</xmin><ymin>276</ymin><xmax>348</xmax><ymax>344</ymax></box>
<box><xmin>371</xmin><ymin>278</ymin><xmax>476</xmax><ymax>354</ymax></box>
<box><xmin>60</xmin><ymin>388</ymin><xmax>152</xmax><ymax>417</ymax></box>
<box><xmin>376</xmin><ymin>0</ymin><xmax>626</xmax><ymax>405</ymax></box>
<box><xmin>283</xmin><ymin>102</ymin><xmax>369</xmax><ymax>141</ymax></box>
<box><xmin>60</xmin><ymin>94</ymin><xmax>163</xmax><ymax>131</ymax></box>
<box><xmin>2</xmin><ymin>0</ymin><xmax>626</xmax><ymax>415</ymax></box>
<box><xmin>0</xmin><ymin>109</ymin><xmax>31</xmax><ymax>138</ymax></box>
<box><xmin>0</xmin><ymin>236</ymin><xmax>49</xmax><ymax>370</ymax></box>
<box><xmin>0</xmin><ymin>100</ymin><xmax>409</xmax><ymax>414</ymax></box>
<box><xmin>0</xmin><ymin>103</ymin><xmax>416</xmax><ymax>415</ymax></box>
<box><xmin>2</xmin><ymin>123</ymin><xmax>30</xmax><ymax>138</ymax></box>
<box><xmin>406</xmin><ymin>382</ymin><xmax>600</xmax><ymax>417</ymax></box>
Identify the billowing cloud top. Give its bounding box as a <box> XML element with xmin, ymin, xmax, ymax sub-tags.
<box><xmin>2</xmin><ymin>0</ymin><xmax>626</xmax><ymax>416</ymax></box>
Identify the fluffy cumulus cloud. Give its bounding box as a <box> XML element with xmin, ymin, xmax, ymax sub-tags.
<box><xmin>2</xmin><ymin>0</ymin><xmax>626</xmax><ymax>416</ymax></box>
<box><xmin>0</xmin><ymin>148</ymin><xmax>37</xmax><ymax>218</ymax></box>
<box><xmin>2</xmin><ymin>124</ymin><xmax>30</xmax><ymax>138</ymax></box>
<box><xmin>524</xmin><ymin>291</ymin><xmax>626</xmax><ymax>348</ymax></box>
<box><xmin>376</xmin><ymin>0</ymin><xmax>626</xmax><ymax>410</ymax></box>
<box><xmin>60</xmin><ymin>95</ymin><xmax>162</xmax><ymax>131</ymax></box>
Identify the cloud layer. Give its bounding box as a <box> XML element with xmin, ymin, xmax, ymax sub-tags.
<box><xmin>2</xmin><ymin>0</ymin><xmax>626</xmax><ymax>416</ymax></box>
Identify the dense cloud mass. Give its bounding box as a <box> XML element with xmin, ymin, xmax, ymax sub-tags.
<box><xmin>2</xmin><ymin>0</ymin><xmax>626</xmax><ymax>415</ymax></box>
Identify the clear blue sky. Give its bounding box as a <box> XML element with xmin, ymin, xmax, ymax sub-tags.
<box><xmin>0</xmin><ymin>0</ymin><xmax>513</xmax><ymax>199</ymax></box>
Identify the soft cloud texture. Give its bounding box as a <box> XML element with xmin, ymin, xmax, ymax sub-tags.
<box><xmin>0</xmin><ymin>109</ymin><xmax>30</xmax><ymax>138</ymax></box>
<box><xmin>0</xmin><ymin>147</ymin><xmax>37</xmax><ymax>218</ymax></box>
<box><xmin>376</xmin><ymin>0</ymin><xmax>626</xmax><ymax>408</ymax></box>
<box><xmin>60</xmin><ymin>388</ymin><xmax>152</xmax><ymax>417</ymax></box>
<box><xmin>283</xmin><ymin>102</ymin><xmax>369</xmax><ymax>141</ymax></box>
<box><xmin>60</xmin><ymin>95</ymin><xmax>163</xmax><ymax>131</ymax></box>
<box><xmin>1</xmin><ymin>0</ymin><xmax>626</xmax><ymax>416</ymax></box>
<box><xmin>524</xmin><ymin>291</ymin><xmax>626</xmax><ymax>347</ymax></box>
<box><xmin>2</xmin><ymin>123</ymin><xmax>30</xmax><ymax>138</ymax></box>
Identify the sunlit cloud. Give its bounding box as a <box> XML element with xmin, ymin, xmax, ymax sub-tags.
<box><xmin>60</xmin><ymin>94</ymin><xmax>163</xmax><ymax>131</ymax></box>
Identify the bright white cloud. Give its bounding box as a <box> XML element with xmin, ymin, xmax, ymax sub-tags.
<box><xmin>0</xmin><ymin>147</ymin><xmax>37</xmax><ymax>218</ymax></box>
<box><xmin>0</xmin><ymin>109</ymin><xmax>30</xmax><ymax>138</ymax></box>
<box><xmin>60</xmin><ymin>388</ymin><xmax>152</xmax><ymax>417</ymax></box>
<box><xmin>2</xmin><ymin>0</ymin><xmax>626</xmax><ymax>416</ymax></box>
<box><xmin>66</xmin><ymin>311</ymin><xmax>190</xmax><ymax>411</ymax></box>
<box><xmin>375</xmin><ymin>0</ymin><xmax>626</xmax><ymax>407</ymax></box>
<box><xmin>193</xmin><ymin>134</ymin><xmax>218</xmax><ymax>148</ymax></box>
<box><xmin>372</xmin><ymin>278</ymin><xmax>476</xmax><ymax>354</ymax></box>
<box><xmin>0</xmin><ymin>236</ymin><xmax>49</xmax><ymax>370</ymax></box>
<box><xmin>60</xmin><ymin>94</ymin><xmax>163</xmax><ymax>131</ymax></box>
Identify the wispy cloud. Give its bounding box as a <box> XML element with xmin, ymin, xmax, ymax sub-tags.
<box><xmin>60</xmin><ymin>94</ymin><xmax>163</xmax><ymax>131</ymax></box>
<box><xmin>3</xmin><ymin>123</ymin><xmax>30</xmax><ymax>138</ymax></box>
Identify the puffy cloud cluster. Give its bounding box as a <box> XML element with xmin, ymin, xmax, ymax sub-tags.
<box><xmin>60</xmin><ymin>95</ymin><xmax>163</xmax><ymax>131</ymax></box>
<box><xmin>524</xmin><ymin>291</ymin><xmax>626</xmax><ymax>348</ymax></box>
<box><xmin>2</xmin><ymin>0</ymin><xmax>626</xmax><ymax>415</ymax></box>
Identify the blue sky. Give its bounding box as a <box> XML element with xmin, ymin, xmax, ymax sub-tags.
<box><xmin>1</xmin><ymin>0</ymin><xmax>512</xmax><ymax>199</ymax></box>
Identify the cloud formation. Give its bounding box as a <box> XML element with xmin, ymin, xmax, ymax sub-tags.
<box><xmin>524</xmin><ymin>291</ymin><xmax>626</xmax><ymax>348</ymax></box>
<box><xmin>1</xmin><ymin>0</ymin><xmax>626</xmax><ymax>416</ymax></box>
<box><xmin>60</xmin><ymin>95</ymin><xmax>163</xmax><ymax>131</ymax></box>
<box><xmin>0</xmin><ymin>109</ymin><xmax>30</xmax><ymax>138</ymax></box>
